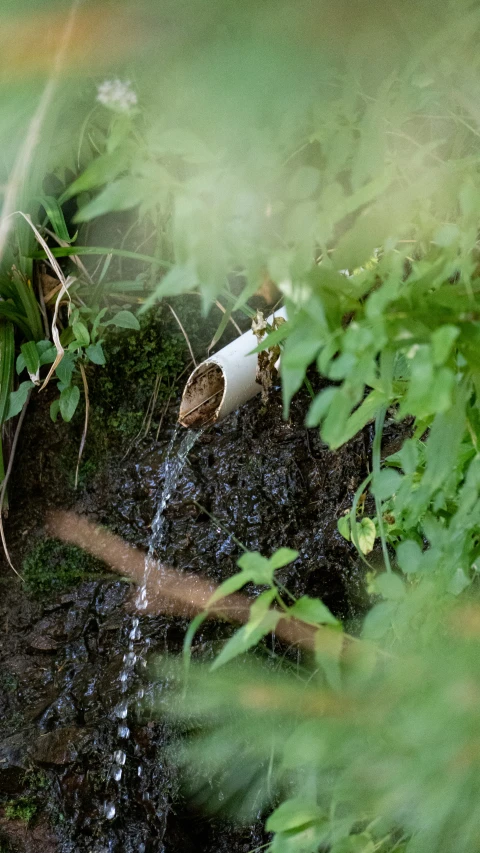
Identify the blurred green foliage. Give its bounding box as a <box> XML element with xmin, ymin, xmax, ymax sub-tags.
<box><xmin>4</xmin><ymin>1</ymin><xmax>480</xmax><ymax>851</ymax></box>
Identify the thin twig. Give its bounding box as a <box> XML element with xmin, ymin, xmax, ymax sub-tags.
<box><xmin>155</xmin><ymin>387</ymin><xmax>174</xmax><ymax>441</ymax></box>
<box><xmin>0</xmin><ymin>390</ymin><xmax>33</xmax><ymax>578</ymax></box>
<box><xmin>122</xmin><ymin>373</ymin><xmax>162</xmax><ymax>461</ymax></box>
<box><xmin>166</xmin><ymin>303</ymin><xmax>197</xmax><ymax>367</ymax></box>
<box><xmin>144</xmin><ymin>373</ymin><xmax>162</xmax><ymax>437</ymax></box>
<box><xmin>75</xmin><ymin>362</ymin><xmax>89</xmax><ymax>490</ymax></box>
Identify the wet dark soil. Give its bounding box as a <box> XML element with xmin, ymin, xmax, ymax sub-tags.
<box><xmin>0</xmin><ymin>372</ymin><xmax>385</xmax><ymax>852</ymax></box>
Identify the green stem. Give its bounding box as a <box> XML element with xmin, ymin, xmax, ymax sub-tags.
<box><xmin>373</xmin><ymin>406</ymin><xmax>392</xmax><ymax>573</ymax></box>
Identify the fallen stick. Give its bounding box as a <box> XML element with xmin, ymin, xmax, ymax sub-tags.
<box><xmin>46</xmin><ymin>510</ymin><xmax>332</xmax><ymax>654</ymax></box>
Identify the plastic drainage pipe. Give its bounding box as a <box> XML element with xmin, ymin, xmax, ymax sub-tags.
<box><xmin>179</xmin><ymin>306</ymin><xmax>287</xmax><ymax>428</ymax></box>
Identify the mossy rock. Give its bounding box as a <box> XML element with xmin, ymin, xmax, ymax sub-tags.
<box><xmin>87</xmin><ymin>304</ymin><xmax>187</xmax><ymax>441</ymax></box>
<box><xmin>3</xmin><ymin>799</ymin><xmax>37</xmax><ymax>823</ymax></box>
<box><xmin>22</xmin><ymin>538</ymin><xmax>107</xmax><ymax>597</ymax></box>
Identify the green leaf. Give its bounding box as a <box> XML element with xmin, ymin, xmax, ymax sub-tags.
<box><xmin>59</xmin><ymin>384</ymin><xmax>80</xmax><ymax>422</ymax></box>
<box><xmin>396</xmin><ymin>439</ymin><xmax>420</xmax><ymax>475</ymax></box>
<box><xmin>50</xmin><ymin>398</ymin><xmax>60</xmax><ymax>423</ymax></box>
<box><xmin>448</xmin><ymin>568</ymin><xmax>471</xmax><ymax>596</ymax></box>
<box><xmin>207</xmin><ymin>570</ymin><xmax>256</xmax><ymax>606</ymax></box>
<box><xmin>331</xmin><ymin>833</ymin><xmax>376</xmax><ymax>853</ymax></box>
<box><xmin>396</xmin><ymin>540</ymin><xmax>423</xmax><ymax>574</ymax></box>
<box><xmin>38</xmin><ymin>343</ymin><xmax>56</xmax><ymax>366</ymax></box>
<box><xmin>268</xmin><ymin>548</ymin><xmax>299</xmax><ymax>570</ymax></box>
<box><xmin>55</xmin><ymin>353</ymin><xmax>76</xmax><ymax>386</ymax></box>
<box><xmin>20</xmin><ymin>341</ymin><xmax>40</xmax><ymax>377</ymax></box>
<box><xmin>375</xmin><ymin>572</ymin><xmax>406</xmax><ymax>601</ymax></box>
<box><xmin>372</xmin><ymin>468</ymin><xmax>403</xmax><ymax>501</ymax></box>
<box><xmin>289</xmin><ymin>595</ymin><xmax>339</xmax><ymax>626</ymax></box>
<box><xmin>431</xmin><ymin>325</ymin><xmax>459</xmax><ymax>366</ymax></box>
<box><xmin>266</xmin><ymin>799</ymin><xmax>324</xmax><ymax>833</ymax></box>
<box><xmin>35</xmin><ymin>195</ymin><xmax>71</xmax><ymax>242</ymax></box>
<box><xmin>337</xmin><ymin>515</ymin><xmax>351</xmax><ymax>541</ymax></box>
<box><xmin>434</xmin><ymin>223</ymin><xmax>460</xmax><ymax>247</ymax></box>
<box><xmin>362</xmin><ymin>600</ymin><xmax>397</xmax><ymax>640</ymax></box>
<box><xmin>237</xmin><ymin>551</ymin><xmax>275</xmax><ymax>585</ymax></box>
<box><xmin>287</xmin><ymin>166</ymin><xmax>321</xmax><ymax>200</ymax></box>
<box><xmin>85</xmin><ymin>343</ymin><xmax>106</xmax><ymax>365</ymax></box>
<box><xmin>62</xmin><ymin>147</ymin><xmax>131</xmax><ymax>201</ymax></box>
<box><xmin>75</xmin><ymin>177</ymin><xmax>146</xmax><ymax>222</ymax></box>
<box><xmin>329</xmin><ymin>390</ymin><xmax>387</xmax><ymax>450</ymax></box>
<box><xmin>72</xmin><ymin>321</ymin><xmax>90</xmax><ymax>347</ymax></box>
<box><xmin>106</xmin><ymin>310</ymin><xmax>140</xmax><ymax>330</ymax></box>
<box><xmin>140</xmin><ymin>265</ymin><xmax>199</xmax><ymax>312</ymax></box>
<box><xmin>0</xmin><ymin>322</ymin><xmax>15</xmax><ymax>426</ymax></box>
<box><xmin>314</xmin><ymin>624</ymin><xmax>344</xmax><ymax>691</ymax></box>
<box><xmin>306</xmin><ymin>387</ymin><xmax>337</xmax><ymax>428</ymax></box>
<box><xmin>210</xmin><ymin>611</ymin><xmax>280</xmax><ymax>670</ymax></box>
<box><xmin>5</xmin><ymin>380</ymin><xmax>33</xmax><ymax>421</ymax></box>
<box><xmin>356</xmin><ymin>517</ymin><xmax>376</xmax><ymax>555</ymax></box>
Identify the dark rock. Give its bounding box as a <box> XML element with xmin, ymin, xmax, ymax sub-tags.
<box><xmin>0</xmin><ymin>816</ymin><xmax>58</xmax><ymax>853</ymax></box>
<box><xmin>94</xmin><ymin>581</ymin><xmax>128</xmax><ymax>616</ymax></box>
<box><xmin>0</xmin><ymin>732</ymin><xmax>31</xmax><ymax>793</ymax></box>
<box><xmin>31</xmin><ymin>726</ymin><xmax>87</xmax><ymax>765</ymax></box>
<box><xmin>27</xmin><ymin>615</ymin><xmax>67</xmax><ymax>652</ymax></box>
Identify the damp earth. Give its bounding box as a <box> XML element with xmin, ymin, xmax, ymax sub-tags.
<box><xmin>0</xmin><ymin>365</ymin><xmax>402</xmax><ymax>852</ymax></box>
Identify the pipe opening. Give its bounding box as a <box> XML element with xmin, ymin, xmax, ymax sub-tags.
<box><xmin>178</xmin><ymin>362</ymin><xmax>225</xmax><ymax>428</ymax></box>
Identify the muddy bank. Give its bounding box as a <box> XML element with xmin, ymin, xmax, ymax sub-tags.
<box><xmin>0</xmin><ymin>369</ymin><xmax>377</xmax><ymax>851</ymax></box>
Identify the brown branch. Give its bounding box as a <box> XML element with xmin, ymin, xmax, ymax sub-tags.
<box><xmin>46</xmin><ymin>510</ymin><xmax>321</xmax><ymax>652</ymax></box>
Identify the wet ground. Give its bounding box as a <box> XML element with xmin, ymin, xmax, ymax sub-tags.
<box><xmin>0</xmin><ymin>371</ymin><xmax>377</xmax><ymax>852</ymax></box>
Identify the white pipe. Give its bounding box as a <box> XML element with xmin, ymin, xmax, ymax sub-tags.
<box><xmin>179</xmin><ymin>306</ymin><xmax>287</xmax><ymax>428</ymax></box>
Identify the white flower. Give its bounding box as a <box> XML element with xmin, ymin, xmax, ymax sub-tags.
<box><xmin>96</xmin><ymin>79</ymin><xmax>137</xmax><ymax>113</ymax></box>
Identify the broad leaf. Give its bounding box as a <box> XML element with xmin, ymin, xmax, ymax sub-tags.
<box><xmin>5</xmin><ymin>380</ymin><xmax>33</xmax><ymax>421</ymax></box>
<box><xmin>106</xmin><ymin>310</ymin><xmax>140</xmax><ymax>330</ymax></box>
<box><xmin>289</xmin><ymin>595</ymin><xmax>339</xmax><ymax>626</ymax></box>
<box><xmin>210</xmin><ymin>611</ymin><xmax>280</xmax><ymax>670</ymax></box>
<box><xmin>59</xmin><ymin>384</ymin><xmax>80</xmax><ymax>422</ymax></box>
<box><xmin>86</xmin><ymin>343</ymin><xmax>106</xmax><ymax>365</ymax></box>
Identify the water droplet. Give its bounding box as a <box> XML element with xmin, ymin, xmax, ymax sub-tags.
<box><xmin>125</xmin><ymin>651</ymin><xmax>137</xmax><ymax>666</ymax></box>
<box><xmin>119</xmin><ymin>671</ymin><xmax>128</xmax><ymax>682</ymax></box>
<box><xmin>138</xmin><ymin>765</ymin><xmax>143</xmax><ymax>777</ymax></box>
<box><xmin>137</xmin><ymin>688</ymin><xmax>145</xmax><ymax>699</ymax></box>
<box><xmin>111</xmin><ymin>766</ymin><xmax>122</xmax><ymax>781</ymax></box>
<box><xmin>143</xmin><ymin>791</ymin><xmax>150</xmax><ymax>801</ymax></box>
<box><xmin>115</xmin><ymin>701</ymin><xmax>128</xmax><ymax>719</ymax></box>
<box><xmin>114</xmin><ymin>750</ymin><xmax>126</xmax><ymax>765</ymax></box>
<box><xmin>138</xmin><ymin>844</ymin><xmax>146</xmax><ymax>853</ymax></box>
<box><xmin>104</xmin><ymin>802</ymin><xmax>116</xmax><ymax>820</ymax></box>
<box><xmin>118</xmin><ymin>725</ymin><xmax>130</xmax><ymax>739</ymax></box>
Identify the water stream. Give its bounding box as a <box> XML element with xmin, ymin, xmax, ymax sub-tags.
<box><xmin>104</xmin><ymin>426</ymin><xmax>203</xmax><ymax>835</ymax></box>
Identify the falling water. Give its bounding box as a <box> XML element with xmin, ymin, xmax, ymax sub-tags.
<box><xmin>104</xmin><ymin>425</ymin><xmax>203</xmax><ymax>832</ymax></box>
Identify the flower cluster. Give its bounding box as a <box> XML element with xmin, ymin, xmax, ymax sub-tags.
<box><xmin>96</xmin><ymin>79</ymin><xmax>137</xmax><ymax>113</ymax></box>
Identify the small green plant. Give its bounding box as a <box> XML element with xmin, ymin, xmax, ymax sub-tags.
<box><xmin>22</xmin><ymin>537</ymin><xmax>107</xmax><ymax>596</ymax></box>
<box><xmin>4</xmin><ymin>799</ymin><xmax>37</xmax><ymax>823</ymax></box>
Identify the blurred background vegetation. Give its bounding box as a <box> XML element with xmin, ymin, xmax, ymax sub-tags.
<box><xmin>4</xmin><ymin>2</ymin><xmax>480</xmax><ymax>852</ymax></box>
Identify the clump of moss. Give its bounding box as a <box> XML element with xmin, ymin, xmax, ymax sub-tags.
<box><xmin>4</xmin><ymin>799</ymin><xmax>37</xmax><ymax>823</ymax></box>
<box><xmin>89</xmin><ymin>305</ymin><xmax>187</xmax><ymax>440</ymax></box>
<box><xmin>22</xmin><ymin>538</ymin><xmax>107</xmax><ymax>596</ymax></box>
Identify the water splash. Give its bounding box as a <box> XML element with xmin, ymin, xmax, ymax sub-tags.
<box><xmin>104</xmin><ymin>425</ymin><xmax>203</xmax><ymax>835</ymax></box>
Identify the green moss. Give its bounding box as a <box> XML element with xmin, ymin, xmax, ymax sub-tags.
<box><xmin>89</xmin><ymin>305</ymin><xmax>187</xmax><ymax>440</ymax></box>
<box><xmin>4</xmin><ymin>799</ymin><xmax>37</xmax><ymax>823</ymax></box>
<box><xmin>22</xmin><ymin>769</ymin><xmax>50</xmax><ymax>792</ymax></box>
<box><xmin>22</xmin><ymin>538</ymin><xmax>107</xmax><ymax>596</ymax></box>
